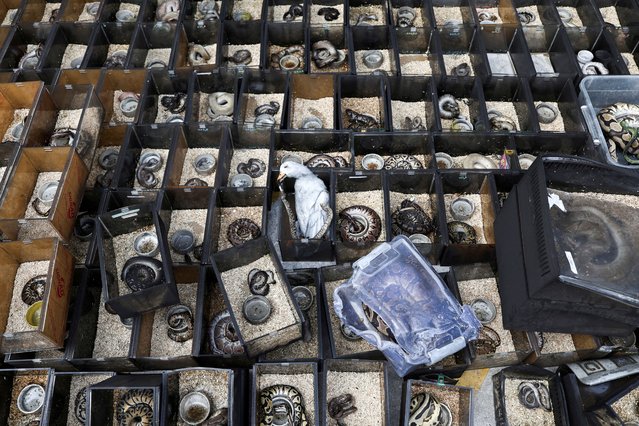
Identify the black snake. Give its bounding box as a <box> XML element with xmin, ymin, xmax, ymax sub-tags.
<box><xmin>259</xmin><ymin>385</ymin><xmax>308</xmax><ymax>426</ymax></box>
<box><xmin>160</xmin><ymin>92</ymin><xmax>187</xmax><ymax>114</ymax></box>
<box><xmin>338</xmin><ymin>205</ymin><xmax>382</xmax><ymax>247</ymax></box>
<box><xmin>227</xmin><ymin>218</ymin><xmax>261</xmax><ymax>246</ymax></box>
<box><xmin>597</xmin><ymin>102</ymin><xmax>639</xmax><ymax>163</ymax></box>
<box><xmin>392</xmin><ymin>199</ymin><xmax>434</xmax><ymax>236</ymax></box>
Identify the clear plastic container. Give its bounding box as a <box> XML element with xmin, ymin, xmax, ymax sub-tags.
<box><xmin>333</xmin><ymin>235</ymin><xmax>481</xmax><ymax>376</ymax></box>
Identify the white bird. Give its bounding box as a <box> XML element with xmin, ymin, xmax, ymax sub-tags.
<box><xmin>277</xmin><ymin>161</ymin><xmax>332</xmax><ymax>239</ymax></box>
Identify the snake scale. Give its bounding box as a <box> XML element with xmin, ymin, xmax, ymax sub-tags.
<box><xmin>597</xmin><ymin>102</ymin><xmax>639</xmax><ymax>163</ymax></box>
<box><xmin>227</xmin><ymin>218</ymin><xmax>261</xmax><ymax>246</ymax></box>
<box><xmin>409</xmin><ymin>393</ymin><xmax>453</xmax><ymax>426</ymax></box>
<box><xmin>338</xmin><ymin>205</ymin><xmax>382</xmax><ymax>247</ymax></box>
<box><xmin>259</xmin><ymin>384</ymin><xmax>308</xmax><ymax>426</ymax></box>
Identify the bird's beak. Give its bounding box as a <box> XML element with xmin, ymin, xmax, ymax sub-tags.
<box><xmin>277</xmin><ymin>172</ymin><xmax>287</xmax><ymax>184</ymax></box>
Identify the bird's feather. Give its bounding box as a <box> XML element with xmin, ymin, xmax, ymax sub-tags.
<box><xmin>294</xmin><ymin>175</ymin><xmax>330</xmax><ymax>238</ymax></box>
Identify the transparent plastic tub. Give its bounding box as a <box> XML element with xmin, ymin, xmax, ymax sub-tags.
<box><xmin>579</xmin><ymin>75</ymin><xmax>639</xmax><ymax>169</ymax></box>
<box><xmin>333</xmin><ymin>235</ymin><xmax>481</xmax><ymax>376</ymax></box>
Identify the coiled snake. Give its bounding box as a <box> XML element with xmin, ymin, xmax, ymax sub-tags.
<box><xmin>227</xmin><ymin>218</ymin><xmax>261</xmax><ymax>246</ymax></box>
<box><xmin>116</xmin><ymin>389</ymin><xmax>154</xmax><ymax>426</ymax></box>
<box><xmin>338</xmin><ymin>205</ymin><xmax>382</xmax><ymax>247</ymax></box>
<box><xmin>597</xmin><ymin>102</ymin><xmax>639</xmax><ymax>163</ymax></box>
<box><xmin>409</xmin><ymin>393</ymin><xmax>452</xmax><ymax>426</ymax></box>
<box><xmin>392</xmin><ymin>199</ymin><xmax>434</xmax><ymax>236</ymax></box>
<box><xmin>259</xmin><ymin>384</ymin><xmax>308</xmax><ymax>426</ymax></box>
<box><xmin>209</xmin><ymin>310</ymin><xmax>245</xmax><ymax>356</ymax></box>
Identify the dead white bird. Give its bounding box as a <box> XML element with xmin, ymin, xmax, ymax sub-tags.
<box><xmin>277</xmin><ymin>161</ymin><xmax>332</xmax><ymax>239</ymax></box>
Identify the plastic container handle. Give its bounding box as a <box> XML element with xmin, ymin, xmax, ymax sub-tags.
<box><xmin>580</xmin><ymin>105</ymin><xmax>602</xmax><ymax>147</ymax></box>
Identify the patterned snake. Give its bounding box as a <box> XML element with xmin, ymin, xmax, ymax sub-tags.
<box><xmin>237</xmin><ymin>158</ymin><xmax>266</xmax><ymax>178</ymax></box>
<box><xmin>21</xmin><ymin>275</ymin><xmax>46</xmax><ymax>305</ymax></box>
<box><xmin>338</xmin><ymin>205</ymin><xmax>382</xmax><ymax>247</ymax></box>
<box><xmin>392</xmin><ymin>199</ymin><xmax>434</xmax><ymax>236</ymax></box>
<box><xmin>518</xmin><ymin>381</ymin><xmax>552</xmax><ymax>411</ymax></box>
<box><xmin>259</xmin><ymin>385</ymin><xmax>308</xmax><ymax>426</ymax></box>
<box><xmin>115</xmin><ymin>389</ymin><xmax>154</xmax><ymax>426</ymax></box>
<box><xmin>209</xmin><ymin>310</ymin><xmax>245</xmax><ymax>355</ymax></box>
<box><xmin>227</xmin><ymin>218</ymin><xmax>261</xmax><ymax>246</ymax></box>
<box><xmin>597</xmin><ymin>102</ymin><xmax>639</xmax><ymax>163</ymax></box>
<box><xmin>409</xmin><ymin>393</ymin><xmax>452</xmax><ymax>426</ymax></box>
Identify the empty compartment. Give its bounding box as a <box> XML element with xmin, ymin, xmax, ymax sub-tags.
<box><xmin>430</xmin><ymin>0</ymin><xmax>476</xmax><ymax>26</ymax></box>
<box><xmin>439</xmin><ymin>25</ymin><xmax>490</xmax><ymax>79</ymax></box>
<box><xmin>41</xmin><ymin>22</ymin><xmax>96</xmax><ymax>69</ymax></box>
<box><xmin>482</xmin><ymin>77</ymin><xmax>535</xmax><ymax>132</ymax></box>
<box><xmin>128</xmin><ymin>22</ymin><xmax>179</xmax><ymax>69</ymax></box>
<box><xmin>395</xmin><ymin>27</ymin><xmax>443</xmax><ymax>76</ymax></box>
<box><xmin>435</xmin><ymin>77</ymin><xmax>488</xmax><ymax>132</ymax></box>
<box><xmin>0</xmin><ymin>81</ymin><xmax>43</xmax><ymax>145</ymax></box>
<box><xmin>177</xmin><ymin>20</ymin><xmax>220</xmax><ymax>69</ymax></box>
<box><xmin>608</xmin><ymin>27</ymin><xmax>639</xmax><ymax>74</ymax></box>
<box><xmin>309</xmin><ymin>25</ymin><xmax>352</xmax><ymax>74</ymax></box>
<box><xmin>333</xmin><ymin>171</ymin><xmax>388</xmax><ymax>262</ymax></box>
<box><xmin>238</xmin><ymin>69</ymin><xmax>289</xmax><ymax>131</ymax></box>
<box><xmin>84</xmin><ymin>22</ymin><xmax>136</xmax><ymax>69</ymax></box>
<box><xmin>528</xmin><ymin>78</ymin><xmax>585</xmax><ymax>133</ymax></box>
<box><xmin>138</xmin><ymin>68</ymin><xmax>191</xmax><ymax>125</ymax></box>
<box><xmin>60</xmin><ymin>0</ymin><xmax>101</xmax><ymax>22</ymax></box>
<box><xmin>288</xmin><ymin>73</ymin><xmax>336</xmax><ymax>130</ymax></box>
<box><xmin>388</xmin><ymin>75</ymin><xmax>436</xmax><ymax>131</ymax></box>
<box><xmin>351</xmin><ymin>25</ymin><xmax>397</xmax><ymax>75</ymax></box>
<box><xmin>349</xmin><ymin>0</ymin><xmax>389</xmax><ymax>26</ymax></box>
<box><xmin>0</xmin><ymin>0</ymin><xmax>23</xmax><ymax>26</ymax></box>
<box><xmin>481</xmin><ymin>26</ymin><xmax>535</xmax><ymax>78</ymax></box>
<box><xmin>434</xmin><ymin>132</ymin><xmax>515</xmax><ymax>170</ymax></box>
<box><xmin>219</xmin><ymin>20</ymin><xmax>262</xmax><ymax>70</ymax></box>
<box><xmin>191</xmin><ymin>70</ymin><xmax>238</xmax><ymax>124</ymax></box>
<box><xmin>523</xmin><ymin>25</ymin><xmax>579</xmax><ymax>79</ymax></box>
<box><xmin>513</xmin><ymin>133</ymin><xmax>589</xmax><ymax>170</ymax></box>
<box><xmin>338</xmin><ymin>74</ymin><xmax>387</xmax><ymax>132</ymax></box>
<box><xmin>171</xmin><ymin>124</ymin><xmax>228</xmax><ymax>188</ymax></box>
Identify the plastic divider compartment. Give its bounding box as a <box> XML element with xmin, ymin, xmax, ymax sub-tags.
<box><xmin>99</xmin><ymin>0</ymin><xmax>146</xmax><ymax>23</ymax></box>
<box><xmin>434</xmin><ymin>132</ymin><xmax>516</xmax><ymax>171</ymax></box>
<box><xmin>482</xmin><ymin>76</ymin><xmax>535</xmax><ymax>132</ymax></box>
<box><xmin>224</xmin><ymin>0</ymin><xmax>266</xmax><ymax>21</ymax></box>
<box><xmin>157</xmin><ymin>187</ymin><xmax>216</xmax><ymax>266</ymax></box>
<box><xmin>512</xmin><ymin>134</ymin><xmax>590</xmax><ymax>169</ymax></box>
<box><xmin>385</xmin><ymin>169</ymin><xmax>445</xmax><ymax>263</ymax></box>
<box><xmin>17</xmin><ymin>0</ymin><xmax>67</xmax><ymax>25</ymax></box>
<box><xmin>527</xmin><ymin>333</ymin><xmax>601</xmax><ymax>367</ymax></box>
<box><xmin>401</xmin><ymin>379</ymin><xmax>473</xmax><ymax>426</ymax></box>
<box><xmin>65</xmin><ymin>269</ymin><xmax>137</xmax><ymax>370</ymax></box>
<box><xmin>0</xmin><ymin>368</ymin><xmax>53</xmax><ymax>425</ymax></box>
<box><xmin>172</xmin><ymin>123</ymin><xmax>229</xmax><ymax>189</ymax></box>
<box><xmin>350</xmin><ymin>25</ymin><xmax>398</xmax><ymax>75</ymax></box>
<box><xmin>430</xmin><ymin>0</ymin><xmax>476</xmax><ymax>27</ymax></box>
<box><xmin>353</xmin><ymin>131</ymin><xmax>435</xmax><ymax>170</ymax></box>
<box><xmin>309</xmin><ymin>22</ymin><xmax>353</xmax><ymax>74</ymax></box>
<box><xmin>387</xmin><ymin>76</ymin><xmax>436</xmax><ymax>131</ymax></box>
<box><xmin>0</xmin><ymin>27</ymin><xmax>12</xmax><ymax>60</ymax></box>
<box><xmin>438</xmin><ymin>25</ymin><xmax>490</xmax><ymax>81</ymax></box>
<box><xmin>86</xmin><ymin>374</ymin><xmax>163</xmax><ymax>426</ymax></box>
<box><xmin>451</xmin><ymin>263</ymin><xmax>534</xmax><ymax>368</ymax></box>
<box><xmin>265</xmin><ymin>21</ymin><xmax>307</xmax><ymax>73</ymax></box>
<box><xmin>270</xmin><ymin>130</ymin><xmax>353</xmax><ymax>170</ymax></box>
<box><xmin>176</xmin><ymin>20</ymin><xmax>221</xmax><ymax>70</ymax></box>
<box><xmin>0</xmin><ymin>81</ymin><xmax>43</xmax><ymax>146</ymax></box>
<box><xmin>251</xmin><ymin>363</ymin><xmax>320</xmax><ymax>426</ymax></box>
<box><xmin>337</xmin><ymin>74</ymin><xmax>388</xmax><ymax>132</ymax></box>
<box><xmin>287</xmin><ymin>73</ymin><xmax>336</xmax><ymax>130</ymax></box>
<box><xmin>333</xmin><ymin>171</ymin><xmax>389</xmax><ymax>263</ymax></box>
<box><xmin>40</xmin><ymin>22</ymin><xmax>97</xmax><ymax>70</ymax></box>
<box><xmin>162</xmin><ymin>367</ymin><xmax>243</xmax><ymax>426</ymax></box>
<box><xmin>193</xmin><ymin>265</ymin><xmax>253</xmax><ymax>366</ymax></box>
<box><xmin>67</xmin><ymin>192</ymin><xmax>101</xmax><ymax>266</ymax></box>
<box><xmin>472</xmin><ymin>0</ymin><xmax>518</xmax><ymax>26</ymax></box>
<box><xmin>182</xmin><ymin>0</ymin><xmax>226</xmax><ymax>21</ymax></box>
<box><xmin>493</xmin><ymin>366</ymin><xmax>570</xmax><ymax>426</ymax></box>
<box><xmin>238</xmin><ymin>69</ymin><xmax>289</xmax><ymax>140</ymax></box>
<box><xmin>274</xmin><ymin>168</ymin><xmax>335</xmax><ymax>262</ymax></box>
<box><xmin>322</xmin><ymin>359</ymin><xmax>390</xmax><ymax>426</ymax></box>
<box><xmin>579</xmin><ymin>75</ymin><xmax>639</xmax><ymax>169</ymax></box>
<box><xmin>0</xmin><ymin>141</ymin><xmax>20</xmax><ymax>200</ymax></box>
<box><xmin>435</xmin><ymin>77</ymin><xmax>488</xmax><ymax>132</ymax></box>
<box><xmin>219</xmin><ymin>21</ymin><xmax>263</xmax><ymax>71</ymax></box>
<box><xmin>607</xmin><ymin>27</ymin><xmax>639</xmax><ymax>75</ymax></box>
<box><xmin>53</xmin><ymin>68</ymin><xmax>103</xmax><ymax>89</ymax></box>
<box><xmin>128</xmin><ymin>22</ymin><xmax>179</xmax><ymax>70</ymax></box>
<box><xmin>190</xmin><ymin>69</ymin><xmax>239</xmax><ymax>124</ymax></box>
<box><xmin>552</xmin><ymin>0</ymin><xmax>602</xmax><ymax>31</ymax></box>
<box><xmin>0</xmin><ymin>239</ymin><xmax>73</xmax><ymax>353</ymax></box>
<box><xmin>593</xmin><ymin>0</ymin><xmax>639</xmax><ymax>28</ymax></box>
<box><xmin>308</xmin><ymin>0</ymin><xmax>346</xmax><ymax>26</ymax></box>
<box><xmin>83</xmin><ymin>22</ymin><xmax>136</xmax><ymax>69</ymax></box>
<box><xmin>523</xmin><ymin>26</ymin><xmax>579</xmax><ymax>81</ymax></box>
<box><xmin>567</xmin><ymin>27</ymin><xmax>625</xmax><ymax>77</ymax></box>
<box><xmin>207</xmin><ymin>187</ymin><xmax>267</xmax><ymax>256</ymax></box>
<box><xmin>0</xmin><ymin>25</ymin><xmax>51</xmax><ymax>78</ymax></box>
<box><xmin>143</xmin><ymin>0</ymin><xmax>186</xmax><ymax>23</ymax></box>
<box><xmin>58</xmin><ymin>0</ymin><xmax>102</xmax><ymax>22</ymax></box>
<box><xmin>480</xmin><ymin>25</ymin><xmax>535</xmax><ymax>79</ymax></box>
<box><xmin>3</xmin><ymin>267</ymin><xmax>85</xmax><ymax>370</ymax></box>
<box><xmin>112</xmin><ymin>125</ymin><xmax>179</xmax><ymax>189</ymax></box>
<box><xmin>319</xmin><ymin>263</ymin><xmax>383</xmax><ymax>359</ymax></box>
<box><xmin>219</xmin><ymin>128</ymin><xmax>273</xmax><ymax>187</ymax></box>
<box><xmin>389</xmin><ymin>0</ymin><xmax>431</xmax><ymax>29</ymax></box>
<box><xmin>260</xmin><ymin>269</ymin><xmax>327</xmax><ymax>362</ymax></box>
<box><xmin>0</xmin><ymin>0</ymin><xmax>23</xmax><ymax>26</ymax></box>
<box><xmin>212</xmin><ymin>236</ymin><xmax>304</xmax><ymax>358</ymax></box>
<box><xmin>98</xmin><ymin>69</ymin><xmax>147</xmax><ymax>128</ymax></box>
<box><xmin>0</xmin><ymin>147</ymin><xmax>87</xmax><ymax>241</ymax></box>
<box><xmin>97</xmin><ymin>197</ymin><xmax>179</xmax><ymax>318</ymax></box>
<box><xmin>129</xmin><ymin>265</ymin><xmax>199</xmax><ymax>370</ymax></box>
<box><xmin>349</xmin><ymin>0</ymin><xmax>390</xmax><ymax>26</ymax></box>
<box><xmin>138</xmin><ymin>68</ymin><xmax>191</xmax><ymax>125</ymax></box>
<box><xmin>409</xmin><ymin>270</ymin><xmax>474</xmax><ymax>377</ymax></box>
<box><xmin>528</xmin><ymin>78</ymin><xmax>586</xmax><ymax>134</ymax></box>
<box><xmin>512</xmin><ymin>156</ymin><xmax>639</xmax><ymax>325</ymax></box>
<box><xmin>43</xmin><ymin>371</ymin><xmax>116</xmax><ymax>425</ymax></box>
<box><xmin>395</xmin><ymin>27</ymin><xmax>444</xmax><ymax>77</ymax></box>
<box><xmin>511</xmin><ymin>0</ymin><xmax>561</xmax><ymax>26</ymax></box>
<box><xmin>439</xmin><ymin>171</ymin><xmax>498</xmax><ymax>265</ymax></box>
<box><xmin>24</xmin><ymin>84</ymin><xmax>102</xmax><ymax>170</ymax></box>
